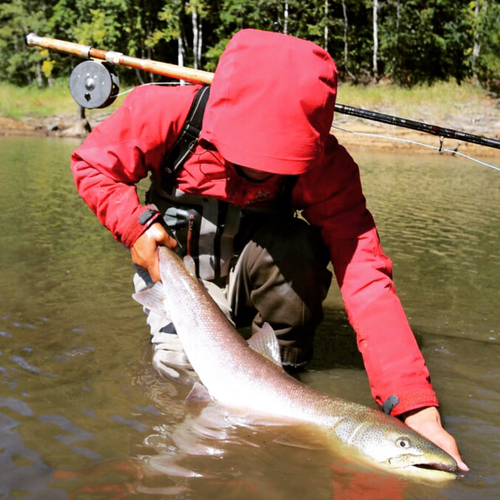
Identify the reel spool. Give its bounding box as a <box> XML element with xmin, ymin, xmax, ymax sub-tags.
<box><xmin>69</xmin><ymin>60</ymin><xmax>120</xmax><ymax>109</ymax></box>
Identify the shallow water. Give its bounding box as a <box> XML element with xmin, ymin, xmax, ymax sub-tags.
<box><xmin>0</xmin><ymin>136</ymin><xmax>499</xmax><ymax>499</ymax></box>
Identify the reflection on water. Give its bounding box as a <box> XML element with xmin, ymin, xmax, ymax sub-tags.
<box><xmin>0</xmin><ymin>136</ymin><xmax>499</xmax><ymax>499</ymax></box>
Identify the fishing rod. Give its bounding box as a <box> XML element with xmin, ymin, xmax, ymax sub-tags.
<box><xmin>335</xmin><ymin>104</ymin><xmax>500</xmax><ymax>150</ymax></box>
<box><xmin>26</xmin><ymin>33</ymin><xmax>500</xmax><ymax>151</ymax></box>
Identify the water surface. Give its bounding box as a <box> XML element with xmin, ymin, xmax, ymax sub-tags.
<box><xmin>0</xmin><ymin>136</ymin><xmax>499</xmax><ymax>499</ymax></box>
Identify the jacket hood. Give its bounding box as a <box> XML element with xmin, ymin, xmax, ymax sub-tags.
<box><xmin>200</xmin><ymin>29</ymin><xmax>337</xmax><ymax>175</ymax></box>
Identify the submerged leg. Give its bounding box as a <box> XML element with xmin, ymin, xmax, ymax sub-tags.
<box><xmin>228</xmin><ymin>217</ymin><xmax>332</xmax><ymax>371</ymax></box>
<box><xmin>133</xmin><ymin>267</ymin><xmax>196</xmax><ymax>383</ymax></box>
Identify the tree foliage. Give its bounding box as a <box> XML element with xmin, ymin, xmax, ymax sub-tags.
<box><xmin>380</xmin><ymin>1</ymin><xmax>474</xmax><ymax>86</ymax></box>
<box><xmin>0</xmin><ymin>0</ymin><xmax>498</xmax><ymax>92</ymax></box>
<box><xmin>474</xmin><ymin>0</ymin><xmax>500</xmax><ymax>93</ymax></box>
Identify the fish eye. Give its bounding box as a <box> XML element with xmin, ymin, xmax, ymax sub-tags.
<box><xmin>396</xmin><ymin>437</ymin><xmax>411</xmax><ymax>449</ymax></box>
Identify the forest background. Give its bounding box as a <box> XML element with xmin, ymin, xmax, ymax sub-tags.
<box><xmin>1</xmin><ymin>0</ymin><xmax>498</xmax><ymax>91</ymax></box>
<box><xmin>0</xmin><ymin>0</ymin><xmax>499</xmax><ymax>152</ymax></box>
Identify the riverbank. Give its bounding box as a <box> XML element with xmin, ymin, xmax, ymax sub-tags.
<box><xmin>1</xmin><ymin>80</ymin><xmax>499</xmax><ymax>157</ymax></box>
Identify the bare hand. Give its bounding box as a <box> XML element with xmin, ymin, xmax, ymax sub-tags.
<box><xmin>131</xmin><ymin>223</ymin><xmax>177</xmax><ymax>282</ymax></box>
<box><xmin>403</xmin><ymin>406</ymin><xmax>469</xmax><ymax>471</ymax></box>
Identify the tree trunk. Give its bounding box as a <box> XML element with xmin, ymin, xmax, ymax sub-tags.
<box><xmin>198</xmin><ymin>22</ymin><xmax>203</xmax><ymax>69</ymax></box>
<box><xmin>192</xmin><ymin>6</ymin><xmax>200</xmax><ymax>69</ymax></box>
<box><xmin>35</xmin><ymin>62</ymin><xmax>43</xmax><ymax>89</ymax></box>
<box><xmin>178</xmin><ymin>35</ymin><xmax>186</xmax><ymax>85</ymax></box>
<box><xmin>324</xmin><ymin>0</ymin><xmax>329</xmax><ymax>51</ymax></box>
<box><xmin>284</xmin><ymin>1</ymin><xmax>289</xmax><ymax>35</ymax></box>
<box><xmin>178</xmin><ymin>36</ymin><xmax>185</xmax><ymax>67</ymax></box>
<box><xmin>472</xmin><ymin>0</ymin><xmax>488</xmax><ymax>80</ymax></box>
<box><xmin>341</xmin><ymin>0</ymin><xmax>355</xmax><ymax>80</ymax></box>
<box><xmin>390</xmin><ymin>0</ymin><xmax>401</xmax><ymax>76</ymax></box>
<box><xmin>373</xmin><ymin>0</ymin><xmax>379</xmax><ymax>80</ymax></box>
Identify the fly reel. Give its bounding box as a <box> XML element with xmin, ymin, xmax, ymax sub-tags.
<box><xmin>69</xmin><ymin>60</ymin><xmax>120</xmax><ymax>109</ymax></box>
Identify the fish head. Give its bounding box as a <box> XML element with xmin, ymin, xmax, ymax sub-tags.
<box><xmin>332</xmin><ymin>409</ymin><xmax>459</xmax><ymax>480</ymax></box>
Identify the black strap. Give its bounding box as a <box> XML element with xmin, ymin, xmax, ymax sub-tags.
<box><xmin>162</xmin><ymin>85</ymin><xmax>210</xmax><ymax>179</ymax></box>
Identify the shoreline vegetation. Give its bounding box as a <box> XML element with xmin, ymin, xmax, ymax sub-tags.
<box><xmin>0</xmin><ymin>80</ymin><xmax>499</xmax><ymax>157</ymax></box>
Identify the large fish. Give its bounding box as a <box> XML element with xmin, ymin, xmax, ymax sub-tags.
<box><xmin>134</xmin><ymin>246</ymin><xmax>458</xmax><ymax>479</ymax></box>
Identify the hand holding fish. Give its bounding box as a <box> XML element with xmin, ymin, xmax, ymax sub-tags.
<box><xmin>131</xmin><ymin>223</ymin><xmax>177</xmax><ymax>282</ymax></box>
<box><xmin>403</xmin><ymin>406</ymin><xmax>469</xmax><ymax>471</ymax></box>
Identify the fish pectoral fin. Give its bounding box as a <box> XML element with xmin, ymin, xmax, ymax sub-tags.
<box><xmin>185</xmin><ymin>381</ymin><xmax>212</xmax><ymax>405</ymax></box>
<box><xmin>247</xmin><ymin>322</ymin><xmax>283</xmax><ymax>369</ymax></box>
<box><xmin>274</xmin><ymin>428</ymin><xmax>328</xmax><ymax>451</ymax></box>
<box><xmin>132</xmin><ymin>282</ymin><xmax>169</xmax><ymax>318</ymax></box>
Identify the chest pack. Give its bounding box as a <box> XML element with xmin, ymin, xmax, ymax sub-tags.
<box><xmin>150</xmin><ymin>85</ymin><xmax>297</xmax><ymax>283</ymax></box>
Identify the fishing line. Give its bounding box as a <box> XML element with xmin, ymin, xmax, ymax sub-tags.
<box><xmin>331</xmin><ymin>125</ymin><xmax>500</xmax><ymax>172</ymax></box>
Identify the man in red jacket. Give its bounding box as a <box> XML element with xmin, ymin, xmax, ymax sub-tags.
<box><xmin>71</xmin><ymin>29</ymin><xmax>467</xmax><ymax>469</ymax></box>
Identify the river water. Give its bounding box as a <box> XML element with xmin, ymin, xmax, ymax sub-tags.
<box><xmin>0</xmin><ymin>135</ymin><xmax>499</xmax><ymax>499</ymax></box>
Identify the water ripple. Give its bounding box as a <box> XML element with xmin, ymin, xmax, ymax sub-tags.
<box><xmin>10</xmin><ymin>356</ymin><xmax>57</xmax><ymax>378</ymax></box>
<box><xmin>0</xmin><ymin>396</ymin><xmax>34</xmax><ymax>417</ymax></box>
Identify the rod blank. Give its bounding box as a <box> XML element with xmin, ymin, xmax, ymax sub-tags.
<box><xmin>335</xmin><ymin>104</ymin><xmax>500</xmax><ymax>150</ymax></box>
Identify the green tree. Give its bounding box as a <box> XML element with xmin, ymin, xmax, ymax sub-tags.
<box><xmin>143</xmin><ymin>0</ymin><xmax>211</xmax><ymax>74</ymax></box>
<box><xmin>48</xmin><ymin>0</ymin><xmax>185</xmax><ymax>84</ymax></box>
<box><xmin>473</xmin><ymin>0</ymin><xmax>500</xmax><ymax>92</ymax></box>
<box><xmin>327</xmin><ymin>0</ymin><xmax>373</xmax><ymax>83</ymax></box>
<box><xmin>0</xmin><ymin>0</ymin><xmax>498</xmax><ymax>93</ymax></box>
<box><xmin>204</xmin><ymin>0</ymin><xmax>287</xmax><ymax>69</ymax></box>
<box><xmin>380</xmin><ymin>0</ymin><xmax>473</xmax><ymax>86</ymax></box>
<box><xmin>0</xmin><ymin>0</ymin><xmax>57</xmax><ymax>86</ymax></box>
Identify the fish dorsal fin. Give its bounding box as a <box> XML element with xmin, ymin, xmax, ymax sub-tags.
<box><xmin>247</xmin><ymin>322</ymin><xmax>283</xmax><ymax>369</ymax></box>
<box><xmin>132</xmin><ymin>282</ymin><xmax>169</xmax><ymax>319</ymax></box>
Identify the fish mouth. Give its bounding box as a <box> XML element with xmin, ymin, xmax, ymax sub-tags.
<box><xmin>388</xmin><ymin>455</ymin><xmax>459</xmax><ymax>477</ymax></box>
<box><xmin>410</xmin><ymin>462</ymin><xmax>458</xmax><ymax>473</ymax></box>
<box><xmin>387</xmin><ymin>461</ymin><xmax>460</xmax><ymax>482</ymax></box>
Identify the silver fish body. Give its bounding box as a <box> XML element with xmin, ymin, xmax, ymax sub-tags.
<box><xmin>134</xmin><ymin>247</ymin><xmax>458</xmax><ymax>479</ymax></box>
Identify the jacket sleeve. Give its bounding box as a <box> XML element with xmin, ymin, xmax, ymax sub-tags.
<box><xmin>70</xmin><ymin>84</ymin><xmax>200</xmax><ymax>248</ymax></box>
<box><xmin>294</xmin><ymin>136</ymin><xmax>439</xmax><ymax>416</ymax></box>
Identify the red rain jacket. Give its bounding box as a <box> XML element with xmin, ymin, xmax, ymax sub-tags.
<box><xmin>71</xmin><ymin>30</ymin><xmax>438</xmax><ymax>416</ymax></box>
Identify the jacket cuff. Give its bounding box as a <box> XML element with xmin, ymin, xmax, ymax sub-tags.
<box><xmin>383</xmin><ymin>389</ymin><xmax>440</xmax><ymax>417</ymax></box>
<box><xmin>121</xmin><ymin>206</ymin><xmax>162</xmax><ymax>248</ymax></box>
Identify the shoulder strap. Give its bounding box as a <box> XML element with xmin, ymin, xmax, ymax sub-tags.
<box><xmin>163</xmin><ymin>85</ymin><xmax>211</xmax><ymax>177</ymax></box>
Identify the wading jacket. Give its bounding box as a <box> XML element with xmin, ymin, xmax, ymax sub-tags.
<box><xmin>71</xmin><ymin>30</ymin><xmax>439</xmax><ymax>417</ymax></box>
